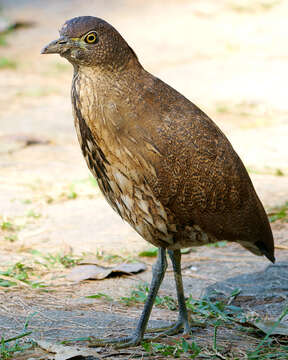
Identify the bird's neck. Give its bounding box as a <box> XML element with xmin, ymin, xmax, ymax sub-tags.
<box><xmin>73</xmin><ymin>53</ymin><xmax>142</xmax><ymax>78</ymax></box>
<box><xmin>71</xmin><ymin>59</ymin><xmax>147</xmax><ymax>144</ymax></box>
<box><xmin>73</xmin><ymin>59</ymin><xmax>145</xmax><ymax>105</ymax></box>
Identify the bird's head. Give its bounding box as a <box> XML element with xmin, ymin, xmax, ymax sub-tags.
<box><xmin>41</xmin><ymin>16</ymin><xmax>138</xmax><ymax>70</ymax></box>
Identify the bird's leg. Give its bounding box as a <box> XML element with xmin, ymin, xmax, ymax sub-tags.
<box><xmin>167</xmin><ymin>249</ymin><xmax>190</xmax><ymax>333</ymax></box>
<box><xmin>89</xmin><ymin>247</ymin><xmax>168</xmax><ymax>348</ymax></box>
<box><xmin>146</xmin><ymin>249</ymin><xmax>191</xmax><ymax>336</ymax></box>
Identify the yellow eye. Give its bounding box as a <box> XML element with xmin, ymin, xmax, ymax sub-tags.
<box><xmin>84</xmin><ymin>31</ymin><xmax>98</xmax><ymax>44</ymax></box>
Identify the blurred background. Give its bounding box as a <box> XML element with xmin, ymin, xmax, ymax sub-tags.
<box><xmin>0</xmin><ymin>0</ymin><xmax>287</xmax><ymax>260</ymax></box>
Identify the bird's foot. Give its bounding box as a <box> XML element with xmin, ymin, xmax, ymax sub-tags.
<box><xmin>145</xmin><ymin>318</ymin><xmax>204</xmax><ymax>338</ymax></box>
<box><xmin>146</xmin><ymin>320</ymin><xmax>184</xmax><ymax>336</ymax></box>
<box><xmin>88</xmin><ymin>319</ymin><xmax>205</xmax><ymax>348</ymax></box>
<box><xmin>88</xmin><ymin>335</ymin><xmax>142</xmax><ymax>349</ymax></box>
<box><xmin>88</xmin><ymin>320</ymin><xmax>204</xmax><ymax>348</ymax></box>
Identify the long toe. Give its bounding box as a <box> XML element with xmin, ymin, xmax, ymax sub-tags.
<box><xmin>146</xmin><ymin>320</ymin><xmax>184</xmax><ymax>336</ymax></box>
<box><xmin>146</xmin><ymin>318</ymin><xmax>205</xmax><ymax>337</ymax></box>
<box><xmin>88</xmin><ymin>335</ymin><xmax>142</xmax><ymax>348</ymax></box>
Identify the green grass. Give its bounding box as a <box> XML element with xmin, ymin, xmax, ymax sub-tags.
<box><xmin>0</xmin><ymin>57</ymin><xmax>17</xmax><ymax>69</ymax></box>
<box><xmin>92</xmin><ymin>250</ymin><xmax>136</xmax><ymax>264</ymax></box>
<box><xmin>0</xmin><ymin>262</ymin><xmax>46</xmax><ymax>289</ymax></box>
<box><xmin>23</xmin><ymin>280</ymin><xmax>286</xmax><ymax>358</ymax></box>
<box><xmin>71</xmin><ymin>176</ymin><xmax>98</xmax><ymax>188</ymax></box>
<box><xmin>229</xmin><ymin>0</ymin><xmax>281</xmax><ymax>13</ymax></box>
<box><xmin>121</xmin><ymin>282</ymin><xmax>177</xmax><ymax>310</ymax></box>
<box><xmin>22</xmin><ymin>199</ymin><xmax>32</xmax><ymax>204</ymax></box>
<box><xmin>52</xmin><ymin>62</ymin><xmax>71</xmax><ymax>72</ymax></box>
<box><xmin>88</xmin><ymin>175</ymin><xmax>98</xmax><ymax>187</ymax></box>
<box><xmin>44</xmin><ymin>177</ymin><xmax>99</xmax><ymax>204</ymax></box>
<box><xmin>215</xmin><ymin>101</ymin><xmax>258</xmax><ymax>116</ymax></box>
<box><xmin>30</xmin><ymin>250</ymin><xmax>81</xmax><ymax>269</ymax></box>
<box><xmin>0</xmin><ymin>314</ymin><xmax>35</xmax><ymax>359</ymax></box>
<box><xmin>15</xmin><ymin>87</ymin><xmax>57</xmax><ymax>97</ymax></box>
<box><xmin>1</xmin><ymin>219</ymin><xmax>19</xmax><ymax>242</ymax></box>
<box><xmin>246</xmin><ymin>306</ymin><xmax>288</xmax><ymax>359</ymax></box>
<box><xmin>85</xmin><ymin>292</ymin><xmax>113</xmax><ymax>301</ymax></box>
<box><xmin>0</xmin><ymin>278</ymin><xmax>17</xmax><ymax>287</ymax></box>
<box><xmin>186</xmin><ymin>293</ymin><xmax>246</xmax><ymax>325</ymax></box>
<box><xmin>247</xmin><ymin>166</ymin><xmax>287</xmax><ymax>177</ymax></box>
<box><xmin>269</xmin><ymin>201</ymin><xmax>288</xmax><ymax>223</ymax></box>
<box><xmin>67</xmin><ymin>184</ymin><xmax>78</xmax><ymax>199</ymax></box>
<box><xmin>123</xmin><ymin>285</ymin><xmax>288</xmax><ymax>358</ymax></box>
<box><xmin>0</xmin><ymin>332</ymin><xmax>33</xmax><ymax>359</ymax></box>
<box><xmin>142</xmin><ymin>338</ymin><xmax>202</xmax><ymax>358</ymax></box>
<box><xmin>4</xmin><ymin>234</ymin><xmax>18</xmax><ymax>242</ymax></box>
<box><xmin>0</xmin><ymin>250</ymin><xmax>82</xmax><ymax>289</ymax></box>
<box><xmin>206</xmin><ymin>240</ymin><xmax>227</xmax><ymax>248</ymax></box>
<box><xmin>1</xmin><ymin>215</ymin><xmax>34</xmax><ymax>243</ymax></box>
<box><xmin>1</xmin><ymin>216</ymin><xmax>27</xmax><ymax>233</ymax></box>
<box><xmin>138</xmin><ymin>246</ymin><xmax>158</xmax><ymax>257</ymax></box>
<box><xmin>26</xmin><ymin>210</ymin><xmax>41</xmax><ymax>219</ymax></box>
<box><xmin>0</xmin><ymin>35</ymin><xmax>7</xmax><ymax>46</ymax></box>
<box><xmin>1</xmin><ymin>221</ymin><xmax>15</xmax><ymax>231</ymax></box>
<box><xmin>138</xmin><ymin>246</ymin><xmax>193</xmax><ymax>257</ymax></box>
<box><xmin>145</xmin><ymin>289</ymin><xmax>288</xmax><ymax>358</ymax></box>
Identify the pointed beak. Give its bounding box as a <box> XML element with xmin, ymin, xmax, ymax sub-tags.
<box><xmin>41</xmin><ymin>36</ymin><xmax>69</xmax><ymax>55</ymax></box>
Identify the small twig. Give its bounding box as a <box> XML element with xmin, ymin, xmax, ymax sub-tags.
<box><xmin>102</xmin><ymin>351</ymin><xmax>134</xmax><ymax>358</ymax></box>
<box><xmin>275</xmin><ymin>244</ymin><xmax>288</xmax><ymax>250</ymax></box>
<box><xmin>214</xmin><ymin>351</ymin><xmax>226</xmax><ymax>359</ymax></box>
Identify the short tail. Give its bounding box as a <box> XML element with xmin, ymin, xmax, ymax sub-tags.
<box><xmin>255</xmin><ymin>240</ymin><xmax>275</xmax><ymax>263</ymax></box>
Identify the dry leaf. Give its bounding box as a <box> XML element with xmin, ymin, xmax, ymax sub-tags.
<box><xmin>35</xmin><ymin>340</ymin><xmax>101</xmax><ymax>360</ymax></box>
<box><xmin>67</xmin><ymin>262</ymin><xmax>147</xmax><ymax>282</ymax></box>
<box><xmin>250</xmin><ymin>319</ymin><xmax>288</xmax><ymax>336</ymax></box>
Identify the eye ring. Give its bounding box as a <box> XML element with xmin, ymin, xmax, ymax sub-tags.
<box><xmin>84</xmin><ymin>31</ymin><xmax>98</xmax><ymax>44</ymax></box>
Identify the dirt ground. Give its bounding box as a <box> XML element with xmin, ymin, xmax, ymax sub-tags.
<box><xmin>0</xmin><ymin>0</ymin><xmax>288</xmax><ymax>359</ymax></box>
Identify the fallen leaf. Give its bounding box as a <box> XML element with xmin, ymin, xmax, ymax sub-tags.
<box><xmin>250</xmin><ymin>319</ymin><xmax>288</xmax><ymax>336</ymax></box>
<box><xmin>67</xmin><ymin>262</ymin><xmax>147</xmax><ymax>282</ymax></box>
<box><xmin>35</xmin><ymin>340</ymin><xmax>101</xmax><ymax>360</ymax></box>
<box><xmin>112</xmin><ymin>262</ymin><xmax>147</xmax><ymax>273</ymax></box>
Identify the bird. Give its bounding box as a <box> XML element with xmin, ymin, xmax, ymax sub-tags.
<box><xmin>41</xmin><ymin>16</ymin><xmax>275</xmax><ymax>347</ymax></box>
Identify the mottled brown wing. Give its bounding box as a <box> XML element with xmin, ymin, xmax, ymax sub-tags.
<box><xmin>123</xmin><ymin>75</ymin><xmax>274</xmax><ymax>257</ymax></box>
